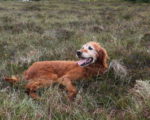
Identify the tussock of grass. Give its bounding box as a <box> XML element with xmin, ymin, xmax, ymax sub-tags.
<box><xmin>0</xmin><ymin>0</ymin><xmax>150</xmax><ymax>119</ymax></box>
<box><xmin>130</xmin><ymin>80</ymin><xmax>150</xmax><ymax>100</ymax></box>
<box><xmin>0</xmin><ymin>22</ymin><xmax>44</xmax><ymax>34</ymax></box>
<box><xmin>141</xmin><ymin>32</ymin><xmax>150</xmax><ymax>48</ymax></box>
<box><xmin>128</xmin><ymin>80</ymin><xmax>150</xmax><ymax>119</ymax></box>
<box><xmin>109</xmin><ymin>59</ymin><xmax>127</xmax><ymax>78</ymax></box>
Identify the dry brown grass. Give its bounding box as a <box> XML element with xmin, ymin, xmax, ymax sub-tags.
<box><xmin>0</xmin><ymin>0</ymin><xmax>150</xmax><ymax>119</ymax></box>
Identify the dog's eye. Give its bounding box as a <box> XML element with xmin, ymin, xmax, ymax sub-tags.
<box><xmin>88</xmin><ymin>46</ymin><xmax>93</xmax><ymax>50</ymax></box>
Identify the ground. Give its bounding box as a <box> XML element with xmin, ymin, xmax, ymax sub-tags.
<box><xmin>0</xmin><ymin>0</ymin><xmax>150</xmax><ymax>120</ymax></box>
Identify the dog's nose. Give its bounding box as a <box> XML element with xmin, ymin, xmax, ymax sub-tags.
<box><xmin>76</xmin><ymin>51</ymin><xmax>82</xmax><ymax>56</ymax></box>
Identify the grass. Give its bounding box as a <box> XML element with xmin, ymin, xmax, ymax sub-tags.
<box><xmin>0</xmin><ymin>0</ymin><xmax>150</xmax><ymax>119</ymax></box>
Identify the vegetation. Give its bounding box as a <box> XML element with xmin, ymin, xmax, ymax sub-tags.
<box><xmin>125</xmin><ymin>0</ymin><xmax>150</xmax><ymax>3</ymax></box>
<box><xmin>0</xmin><ymin>0</ymin><xmax>150</xmax><ymax>119</ymax></box>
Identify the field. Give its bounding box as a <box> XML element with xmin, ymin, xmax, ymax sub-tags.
<box><xmin>0</xmin><ymin>0</ymin><xmax>150</xmax><ymax>120</ymax></box>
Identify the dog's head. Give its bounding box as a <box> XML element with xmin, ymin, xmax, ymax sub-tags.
<box><xmin>77</xmin><ymin>41</ymin><xmax>108</xmax><ymax>68</ymax></box>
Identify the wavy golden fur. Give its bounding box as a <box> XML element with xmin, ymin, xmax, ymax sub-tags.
<box><xmin>4</xmin><ymin>41</ymin><xmax>108</xmax><ymax>100</ymax></box>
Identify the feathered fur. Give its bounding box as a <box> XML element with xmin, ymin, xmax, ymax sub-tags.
<box><xmin>4</xmin><ymin>41</ymin><xmax>108</xmax><ymax>100</ymax></box>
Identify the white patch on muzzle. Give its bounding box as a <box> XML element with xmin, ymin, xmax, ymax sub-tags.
<box><xmin>77</xmin><ymin>44</ymin><xmax>97</xmax><ymax>66</ymax></box>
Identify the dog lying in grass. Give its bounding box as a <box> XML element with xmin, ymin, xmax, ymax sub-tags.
<box><xmin>4</xmin><ymin>41</ymin><xmax>109</xmax><ymax>100</ymax></box>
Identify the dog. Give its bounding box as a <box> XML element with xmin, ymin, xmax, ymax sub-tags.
<box><xmin>4</xmin><ymin>41</ymin><xmax>109</xmax><ymax>100</ymax></box>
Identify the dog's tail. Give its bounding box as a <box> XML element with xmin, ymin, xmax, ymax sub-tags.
<box><xmin>4</xmin><ymin>75</ymin><xmax>20</xmax><ymax>84</ymax></box>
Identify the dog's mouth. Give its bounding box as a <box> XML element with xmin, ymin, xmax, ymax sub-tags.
<box><xmin>77</xmin><ymin>57</ymin><xmax>93</xmax><ymax>66</ymax></box>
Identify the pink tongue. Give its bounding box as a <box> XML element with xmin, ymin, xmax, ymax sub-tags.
<box><xmin>77</xmin><ymin>59</ymin><xmax>87</xmax><ymax>66</ymax></box>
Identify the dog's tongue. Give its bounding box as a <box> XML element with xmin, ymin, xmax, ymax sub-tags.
<box><xmin>77</xmin><ymin>59</ymin><xmax>87</xmax><ymax>66</ymax></box>
<box><xmin>77</xmin><ymin>58</ymin><xmax>93</xmax><ymax>66</ymax></box>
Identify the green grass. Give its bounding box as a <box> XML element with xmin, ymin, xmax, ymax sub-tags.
<box><xmin>0</xmin><ymin>0</ymin><xmax>150</xmax><ymax>120</ymax></box>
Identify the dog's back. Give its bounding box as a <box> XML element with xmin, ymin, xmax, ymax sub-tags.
<box><xmin>24</xmin><ymin>61</ymin><xmax>79</xmax><ymax>80</ymax></box>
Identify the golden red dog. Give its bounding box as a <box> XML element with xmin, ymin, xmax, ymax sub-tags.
<box><xmin>5</xmin><ymin>41</ymin><xmax>108</xmax><ymax>100</ymax></box>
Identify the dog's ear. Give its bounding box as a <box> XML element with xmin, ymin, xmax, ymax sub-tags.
<box><xmin>97</xmin><ymin>47</ymin><xmax>109</xmax><ymax>69</ymax></box>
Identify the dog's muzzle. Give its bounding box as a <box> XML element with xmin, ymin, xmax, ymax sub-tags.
<box><xmin>76</xmin><ymin>50</ymin><xmax>82</xmax><ymax>57</ymax></box>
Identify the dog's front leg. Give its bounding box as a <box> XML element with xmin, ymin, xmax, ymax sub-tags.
<box><xmin>57</xmin><ymin>77</ymin><xmax>77</xmax><ymax>101</ymax></box>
